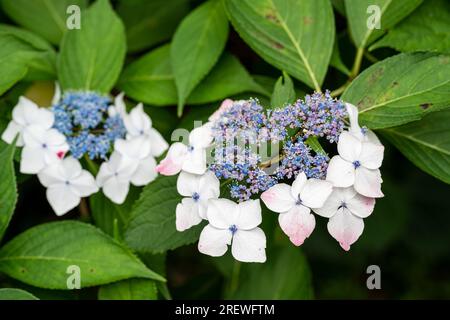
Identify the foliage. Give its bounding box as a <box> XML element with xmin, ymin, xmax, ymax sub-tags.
<box><xmin>0</xmin><ymin>0</ymin><xmax>448</xmax><ymax>300</ymax></box>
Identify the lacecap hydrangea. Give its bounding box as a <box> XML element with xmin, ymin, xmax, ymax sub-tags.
<box><xmin>158</xmin><ymin>92</ymin><xmax>385</xmax><ymax>263</ymax></box>
<box><xmin>1</xmin><ymin>85</ymin><xmax>168</xmax><ymax>216</ymax></box>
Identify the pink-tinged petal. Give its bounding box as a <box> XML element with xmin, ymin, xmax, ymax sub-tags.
<box><xmin>300</xmin><ymin>179</ymin><xmax>333</xmax><ymax>209</ymax></box>
<box><xmin>260</xmin><ymin>183</ymin><xmax>295</xmax><ymax>213</ymax></box>
<box><xmin>198</xmin><ymin>225</ymin><xmax>232</xmax><ymax>257</ymax></box>
<box><xmin>148</xmin><ymin>128</ymin><xmax>169</xmax><ymax>157</ymax></box>
<box><xmin>206</xmin><ymin>198</ymin><xmax>238</xmax><ymax>229</ymax></box>
<box><xmin>278</xmin><ymin>205</ymin><xmax>315</xmax><ymax>246</ymax></box>
<box><xmin>198</xmin><ymin>171</ymin><xmax>220</xmax><ymax>199</ymax></box>
<box><xmin>347</xmin><ymin>193</ymin><xmax>375</xmax><ymax>218</ymax></box>
<box><xmin>338</xmin><ymin>131</ymin><xmax>362</xmax><ymax>162</ymax></box>
<box><xmin>231</xmin><ymin>228</ymin><xmax>266</xmax><ymax>263</ymax></box>
<box><xmin>20</xmin><ymin>146</ymin><xmax>45</xmax><ymax>174</ymax></box>
<box><xmin>155</xmin><ymin>142</ymin><xmax>187</xmax><ymax>176</ymax></box>
<box><xmin>208</xmin><ymin>99</ymin><xmax>234</xmax><ymax>122</ymax></box>
<box><xmin>291</xmin><ymin>172</ymin><xmax>307</xmax><ymax>198</ymax></box>
<box><xmin>326</xmin><ymin>156</ymin><xmax>355</xmax><ymax>188</ymax></box>
<box><xmin>189</xmin><ymin>125</ymin><xmax>213</xmax><ymax>149</ymax></box>
<box><xmin>182</xmin><ymin>147</ymin><xmax>207</xmax><ymax>175</ymax></box>
<box><xmin>176</xmin><ymin>198</ymin><xmax>202</xmax><ymax>232</ymax></box>
<box><xmin>131</xmin><ymin>156</ymin><xmax>157</xmax><ymax>186</ymax></box>
<box><xmin>176</xmin><ymin>171</ymin><xmax>200</xmax><ymax>197</ymax></box>
<box><xmin>235</xmin><ymin>199</ymin><xmax>262</xmax><ymax>230</ymax></box>
<box><xmin>327</xmin><ymin>208</ymin><xmax>364</xmax><ymax>251</ymax></box>
<box><xmin>354</xmin><ymin>167</ymin><xmax>384</xmax><ymax>198</ymax></box>
<box><xmin>46</xmin><ymin>184</ymin><xmax>80</xmax><ymax>216</ymax></box>
<box><xmin>359</xmin><ymin>142</ymin><xmax>384</xmax><ymax>169</ymax></box>
<box><xmin>2</xmin><ymin>121</ymin><xmax>24</xmax><ymax>146</ymax></box>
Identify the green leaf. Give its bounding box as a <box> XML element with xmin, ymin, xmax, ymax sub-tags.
<box><xmin>0</xmin><ymin>140</ymin><xmax>17</xmax><ymax>242</ymax></box>
<box><xmin>0</xmin><ymin>221</ymin><xmax>165</xmax><ymax>289</ymax></box>
<box><xmin>230</xmin><ymin>245</ymin><xmax>313</xmax><ymax>299</ymax></box>
<box><xmin>98</xmin><ymin>279</ymin><xmax>157</xmax><ymax>300</ymax></box>
<box><xmin>58</xmin><ymin>0</ymin><xmax>126</xmax><ymax>93</ymax></box>
<box><xmin>171</xmin><ymin>0</ymin><xmax>229</xmax><ymax>116</ymax></box>
<box><xmin>0</xmin><ymin>288</ymin><xmax>39</xmax><ymax>300</ymax></box>
<box><xmin>124</xmin><ymin>176</ymin><xmax>204</xmax><ymax>253</ymax></box>
<box><xmin>0</xmin><ymin>33</ymin><xmax>53</xmax><ymax>95</ymax></box>
<box><xmin>330</xmin><ymin>35</ymin><xmax>351</xmax><ymax>76</ymax></box>
<box><xmin>305</xmin><ymin>136</ymin><xmax>326</xmax><ymax>155</ymax></box>
<box><xmin>117</xmin><ymin>0</ymin><xmax>189</xmax><ymax>53</ymax></box>
<box><xmin>226</xmin><ymin>0</ymin><xmax>335</xmax><ymax>91</ymax></box>
<box><xmin>381</xmin><ymin>110</ymin><xmax>450</xmax><ymax>184</ymax></box>
<box><xmin>118</xmin><ymin>46</ymin><xmax>266</xmax><ymax>106</ymax></box>
<box><xmin>90</xmin><ymin>187</ymin><xmax>141</xmax><ymax>238</ymax></box>
<box><xmin>270</xmin><ymin>71</ymin><xmax>295</xmax><ymax>108</ymax></box>
<box><xmin>187</xmin><ymin>53</ymin><xmax>269</xmax><ymax>104</ymax></box>
<box><xmin>341</xmin><ymin>52</ymin><xmax>450</xmax><ymax>129</ymax></box>
<box><xmin>1</xmin><ymin>0</ymin><xmax>88</xmax><ymax>45</ymax></box>
<box><xmin>370</xmin><ymin>0</ymin><xmax>450</xmax><ymax>54</ymax></box>
<box><xmin>345</xmin><ymin>0</ymin><xmax>423</xmax><ymax>48</ymax></box>
<box><xmin>0</xmin><ymin>24</ymin><xmax>57</xmax><ymax>81</ymax></box>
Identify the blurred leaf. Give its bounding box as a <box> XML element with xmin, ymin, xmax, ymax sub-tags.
<box><xmin>0</xmin><ymin>24</ymin><xmax>56</xmax><ymax>80</ymax></box>
<box><xmin>226</xmin><ymin>0</ymin><xmax>334</xmax><ymax>91</ymax></box>
<box><xmin>330</xmin><ymin>36</ymin><xmax>351</xmax><ymax>76</ymax></box>
<box><xmin>124</xmin><ymin>176</ymin><xmax>204</xmax><ymax>253</ymax></box>
<box><xmin>370</xmin><ymin>0</ymin><xmax>450</xmax><ymax>54</ymax></box>
<box><xmin>342</xmin><ymin>52</ymin><xmax>450</xmax><ymax>129</ymax></box>
<box><xmin>271</xmin><ymin>71</ymin><xmax>295</xmax><ymax>108</ymax></box>
<box><xmin>382</xmin><ymin>110</ymin><xmax>450</xmax><ymax>184</ymax></box>
<box><xmin>117</xmin><ymin>0</ymin><xmax>189</xmax><ymax>53</ymax></box>
<box><xmin>345</xmin><ymin>0</ymin><xmax>423</xmax><ymax>48</ymax></box>
<box><xmin>118</xmin><ymin>45</ymin><xmax>176</xmax><ymax>106</ymax></box>
<box><xmin>58</xmin><ymin>0</ymin><xmax>126</xmax><ymax>93</ymax></box>
<box><xmin>118</xmin><ymin>46</ymin><xmax>265</xmax><ymax>106</ymax></box>
<box><xmin>1</xmin><ymin>0</ymin><xmax>88</xmax><ymax>45</ymax></box>
<box><xmin>188</xmin><ymin>53</ymin><xmax>269</xmax><ymax>104</ymax></box>
<box><xmin>230</xmin><ymin>245</ymin><xmax>313</xmax><ymax>299</ymax></box>
<box><xmin>331</xmin><ymin>0</ymin><xmax>346</xmax><ymax>16</ymax></box>
<box><xmin>171</xmin><ymin>0</ymin><xmax>229</xmax><ymax>116</ymax></box>
<box><xmin>139</xmin><ymin>252</ymin><xmax>171</xmax><ymax>299</ymax></box>
<box><xmin>98</xmin><ymin>278</ymin><xmax>157</xmax><ymax>300</ymax></box>
<box><xmin>90</xmin><ymin>187</ymin><xmax>141</xmax><ymax>238</ymax></box>
<box><xmin>0</xmin><ymin>221</ymin><xmax>165</xmax><ymax>289</ymax></box>
<box><xmin>0</xmin><ymin>140</ymin><xmax>17</xmax><ymax>242</ymax></box>
<box><xmin>0</xmin><ymin>288</ymin><xmax>38</xmax><ymax>300</ymax></box>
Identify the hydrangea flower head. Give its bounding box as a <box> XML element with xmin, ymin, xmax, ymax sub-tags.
<box><xmin>52</xmin><ymin>91</ymin><xmax>127</xmax><ymax>160</ymax></box>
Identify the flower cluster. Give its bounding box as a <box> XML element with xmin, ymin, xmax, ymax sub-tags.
<box><xmin>208</xmin><ymin>92</ymin><xmax>346</xmax><ymax>201</ymax></box>
<box><xmin>2</xmin><ymin>87</ymin><xmax>167</xmax><ymax>215</ymax></box>
<box><xmin>158</xmin><ymin>92</ymin><xmax>384</xmax><ymax>262</ymax></box>
<box><xmin>52</xmin><ymin>91</ymin><xmax>127</xmax><ymax>160</ymax></box>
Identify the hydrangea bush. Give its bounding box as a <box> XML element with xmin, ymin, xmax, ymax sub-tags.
<box><xmin>0</xmin><ymin>0</ymin><xmax>449</xmax><ymax>300</ymax></box>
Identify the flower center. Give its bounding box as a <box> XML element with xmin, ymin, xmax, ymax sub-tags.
<box><xmin>352</xmin><ymin>160</ymin><xmax>361</xmax><ymax>169</ymax></box>
<box><xmin>42</xmin><ymin>143</ymin><xmax>48</xmax><ymax>149</ymax></box>
<box><xmin>338</xmin><ymin>201</ymin><xmax>347</xmax><ymax>209</ymax></box>
<box><xmin>65</xmin><ymin>180</ymin><xmax>70</xmax><ymax>186</ymax></box>
<box><xmin>229</xmin><ymin>224</ymin><xmax>238</xmax><ymax>235</ymax></box>
<box><xmin>192</xmin><ymin>192</ymin><xmax>200</xmax><ymax>202</ymax></box>
<box><xmin>187</xmin><ymin>145</ymin><xmax>194</xmax><ymax>152</ymax></box>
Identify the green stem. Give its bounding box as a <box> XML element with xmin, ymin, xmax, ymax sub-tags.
<box><xmin>84</xmin><ymin>155</ymin><xmax>99</xmax><ymax>175</ymax></box>
<box><xmin>228</xmin><ymin>260</ymin><xmax>241</xmax><ymax>297</ymax></box>
<box><xmin>350</xmin><ymin>47</ymin><xmax>364</xmax><ymax>79</ymax></box>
